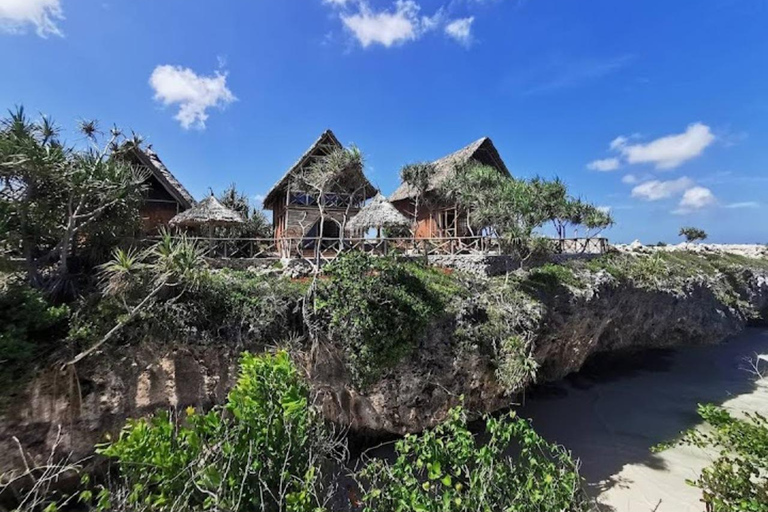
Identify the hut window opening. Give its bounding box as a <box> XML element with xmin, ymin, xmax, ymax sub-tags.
<box><xmin>301</xmin><ymin>218</ymin><xmax>341</xmax><ymax>250</ymax></box>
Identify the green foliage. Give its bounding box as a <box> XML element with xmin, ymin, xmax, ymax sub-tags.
<box><xmin>317</xmin><ymin>252</ymin><xmax>449</xmax><ymax>387</ymax></box>
<box><xmin>0</xmin><ymin>107</ymin><xmax>144</xmax><ymax>293</ymax></box>
<box><xmin>457</xmin><ymin>280</ymin><xmax>542</xmax><ymax>392</ymax></box>
<box><xmin>358</xmin><ymin>405</ymin><xmax>589</xmax><ymax>512</ymax></box>
<box><xmin>94</xmin><ymin>351</ymin><xmax>333</xmax><ymax>512</ymax></box>
<box><xmin>443</xmin><ymin>165</ymin><xmax>549</xmax><ymax>258</ymax></box>
<box><xmin>0</xmin><ymin>278</ymin><xmax>69</xmax><ymax>398</ymax></box>
<box><xmin>526</xmin><ymin>263</ymin><xmax>582</xmax><ymax>292</ymax></box>
<box><xmin>441</xmin><ymin>166</ymin><xmax>610</xmax><ymax>261</ymax></box>
<box><xmin>217</xmin><ymin>183</ymin><xmax>272</xmax><ymax>240</ymax></box>
<box><xmin>655</xmin><ymin>404</ymin><xmax>768</xmax><ymax>511</ymax></box>
<box><xmin>72</xmin><ymin>236</ymin><xmax>303</xmax><ymax>350</ymax></box>
<box><xmin>679</xmin><ymin>226</ymin><xmax>708</xmax><ymax>243</ymax></box>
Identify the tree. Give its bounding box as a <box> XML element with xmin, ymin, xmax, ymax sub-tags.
<box><xmin>679</xmin><ymin>226</ymin><xmax>708</xmax><ymax>243</ymax></box>
<box><xmin>359</xmin><ymin>405</ymin><xmax>589</xmax><ymax>512</ymax></box>
<box><xmin>218</xmin><ymin>183</ymin><xmax>272</xmax><ymax>239</ymax></box>
<box><xmin>0</xmin><ymin>107</ymin><xmax>145</xmax><ymax>295</ymax></box>
<box><xmin>581</xmin><ymin>204</ymin><xmax>614</xmax><ymax>238</ymax></box>
<box><xmin>291</xmin><ymin>145</ymin><xmax>367</xmax><ymax>269</ymax></box>
<box><xmin>399</xmin><ymin>162</ymin><xmax>437</xmax><ymax>236</ymax></box>
<box><xmin>442</xmin><ymin>165</ymin><xmax>551</xmax><ymax>261</ymax></box>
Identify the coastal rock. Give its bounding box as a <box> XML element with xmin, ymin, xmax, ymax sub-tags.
<box><xmin>2</xmin><ymin>256</ymin><xmax>768</xmax><ymax>475</ymax></box>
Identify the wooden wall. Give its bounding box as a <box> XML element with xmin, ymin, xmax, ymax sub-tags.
<box><xmin>140</xmin><ymin>202</ymin><xmax>180</xmax><ymax>234</ymax></box>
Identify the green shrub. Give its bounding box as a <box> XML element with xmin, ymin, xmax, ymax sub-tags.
<box><xmin>317</xmin><ymin>253</ymin><xmax>447</xmax><ymax>387</ymax></box>
<box><xmin>654</xmin><ymin>404</ymin><xmax>768</xmax><ymax>511</ymax></box>
<box><xmin>358</xmin><ymin>405</ymin><xmax>589</xmax><ymax>512</ymax></box>
<box><xmin>525</xmin><ymin>263</ymin><xmax>582</xmax><ymax>292</ymax></box>
<box><xmin>94</xmin><ymin>351</ymin><xmax>333</xmax><ymax>512</ymax></box>
<box><xmin>0</xmin><ymin>279</ymin><xmax>69</xmax><ymax>396</ymax></box>
<box><xmin>456</xmin><ymin>281</ymin><xmax>542</xmax><ymax>393</ymax></box>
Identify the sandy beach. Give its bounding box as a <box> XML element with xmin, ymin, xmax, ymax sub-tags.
<box><xmin>519</xmin><ymin>328</ymin><xmax>768</xmax><ymax>512</ymax></box>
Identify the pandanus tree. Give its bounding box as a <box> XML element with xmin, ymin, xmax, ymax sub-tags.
<box><xmin>399</xmin><ymin>162</ymin><xmax>437</xmax><ymax>236</ymax></box>
<box><xmin>442</xmin><ymin>164</ymin><xmax>551</xmax><ymax>261</ymax></box>
<box><xmin>65</xmin><ymin>231</ymin><xmax>207</xmax><ymax>367</ymax></box>
<box><xmin>0</xmin><ymin>107</ymin><xmax>146</xmax><ymax>296</ymax></box>
<box><xmin>218</xmin><ymin>184</ymin><xmax>272</xmax><ymax>239</ymax></box>
<box><xmin>441</xmin><ymin>164</ymin><xmax>614</xmax><ymax>259</ymax></box>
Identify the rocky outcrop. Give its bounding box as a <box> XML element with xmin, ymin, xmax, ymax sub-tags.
<box><xmin>2</xmin><ymin>252</ymin><xmax>768</xmax><ymax>476</ymax></box>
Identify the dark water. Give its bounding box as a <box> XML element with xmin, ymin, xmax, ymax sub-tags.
<box><xmin>517</xmin><ymin>328</ymin><xmax>768</xmax><ymax>511</ymax></box>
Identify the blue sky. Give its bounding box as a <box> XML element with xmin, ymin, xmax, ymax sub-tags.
<box><xmin>1</xmin><ymin>0</ymin><xmax>766</xmax><ymax>243</ymax></box>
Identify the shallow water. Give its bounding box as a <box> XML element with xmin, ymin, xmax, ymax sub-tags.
<box><xmin>518</xmin><ymin>328</ymin><xmax>768</xmax><ymax>512</ymax></box>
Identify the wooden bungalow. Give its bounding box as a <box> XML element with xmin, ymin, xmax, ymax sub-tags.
<box><xmin>122</xmin><ymin>146</ymin><xmax>196</xmax><ymax>233</ymax></box>
<box><xmin>389</xmin><ymin>137</ymin><xmax>510</xmax><ymax>239</ymax></box>
<box><xmin>262</xmin><ymin>130</ymin><xmax>376</xmax><ymax>257</ymax></box>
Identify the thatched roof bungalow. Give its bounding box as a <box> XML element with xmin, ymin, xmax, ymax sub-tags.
<box><xmin>389</xmin><ymin>137</ymin><xmax>510</xmax><ymax>238</ymax></box>
<box><xmin>122</xmin><ymin>145</ymin><xmax>196</xmax><ymax>233</ymax></box>
<box><xmin>263</xmin><ymin>130</ymin><xmax>376</xmax><ymax>254</ymax></box>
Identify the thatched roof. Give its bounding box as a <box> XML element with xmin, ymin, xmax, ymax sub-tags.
<box><xmin>263</xmin><ymin>130</ymin><xmax>375</xmax><ymax>209</ymax></box>
<box><xmin>347</xmin><ymin>193</ymin><xmax>410</xmax><ymax>231</ymax></box>
<box><xmin>169</xmin><ymin>195</ymin><xmax>244</xmax><ymax>228</ymax></box>
<box><xmin>389</xmin><ymin>137</ymin><xmax>510</xmax><ymax>203</ymax></box>
<box><xmin>127</xmin><ymin>145</ymin><xmax>196</xmax><ymax>209</ymax></box>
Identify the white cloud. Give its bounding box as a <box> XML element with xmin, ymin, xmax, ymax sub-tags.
<box><xmin>612</xmin><ymin>123</ymin><xmax>715</xmax><ymax>170</ymax></box>
<box><xmin>0</xmin><ymin>0</ymin><xmax>63</xmax><ymax>37</ymax></box>
<box><xmin>149</xmin><ymin>65</ymin><xmax>236</xmax><ymax>130</ymax></box>
<box><xmin>444</xmin><ymin>16</ymin><xmax>474</xmax><ymax>46</ymax></box>
<box><xmin>621</xmin><ymin>174</ymin><xmax>638</xmax><ymax>184</ymax></box>
<box><xmin>610</xmin><ymin>135</ymin><xmax>628</xmax><ymax>151</ymax></box>
<box><xmin>324</xmin><ymin>0</ymin><xmax>355</xmax><ymax>5</ymax></box>
<box><xmin>341</xmin><ymin>0</ymin><xmax>430</xmax><ymax>48</ymax></box>
<box><xmin>597</xmin><ymin>206</ymin><xmax>611</xmax><ymax>214</ymax></box>
<box><xmin>587</xmin><ymin>157</ymin><xmax>620</xmax><ymax>172</ymax></box>
<box><xmin>631</xmin><ymin>177</ymin><xmax>694</xmax><ymax>201</ymax></box>
<box><xmin>673</xmin><ymin>186</ymin><xmax>717</xmax><ymax>214</ymax></box>
<box><xmin>725</xmin><ymin>201</ymin><xmax>760</xmax><ymax>209</ymax></box>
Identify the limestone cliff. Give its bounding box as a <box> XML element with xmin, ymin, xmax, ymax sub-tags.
<box><xmin>2</xmin><ymin>249</ymin><xmax>767</xmax><ymax>476</ymax></box>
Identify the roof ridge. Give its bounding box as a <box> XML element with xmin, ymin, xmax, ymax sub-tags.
<box><xmin>262</xmin><ymin>129</ymin><xmax>342</xmax><ymax>207</ymax></box>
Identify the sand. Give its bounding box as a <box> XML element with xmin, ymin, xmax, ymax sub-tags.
<box><xmin>519</xmin><ymin>329</ymin><xmax>768</xmax><ymax>512</ymax></box>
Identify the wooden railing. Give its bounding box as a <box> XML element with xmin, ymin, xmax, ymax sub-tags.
<box><xmin>153</xmin><ymin>236</ymin><xmax>608</xmax><ymax>260</ymax></box>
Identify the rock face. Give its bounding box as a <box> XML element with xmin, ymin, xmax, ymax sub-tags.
<box><xmin>2</xmin><ymin>254</ymin><xmax>768</xmax><ymax>476</ymax></box>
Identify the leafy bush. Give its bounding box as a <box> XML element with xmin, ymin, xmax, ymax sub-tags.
<box><xmin>655</xmin><ymin>403</ymin><xmax>768</xmax><ymax>511</ymax></box>
<box><xmin>525</xmin><ymin>263</ymin><xmax>582</xmax><ymax>292</ymax></box>
<box><xmin>93</xmin><ymin>351</ymin><xmax>335</xmax><ymax>512</ymax></box>
<box><xmin>456</xmin><ymin>282</ymin><xmax>542</xmax><ymax>393</ymax></box>
<box><xmin>317</xmin><ymin>253</ymin><xmax>447</xmax><ymax>387</ymax></box>
<box><xmin>0</xmin><ymin>278</ymin><xmax>69</xmax><ymax>396</ymax></box>
<box><xmin>172</xmin><ymin>269</ymin><xmax>305</xmax><ymax>342</ymax></box>
<box><xmin>679</xmin><ymin>226</ymin><xmax>708</xmax><ymax>243</ymax></box>
<box><xmin>358</xmin><ymin>405</ymin><xmax>589</xmax><ymax>512</ymax></box>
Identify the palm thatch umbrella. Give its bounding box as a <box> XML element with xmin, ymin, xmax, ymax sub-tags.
<box><xmin>169</xmin><ymin>195</ymin><xmax>244</xmax><ymax>255</ymax></box>
<box><xmin>347</xmin><ymin>193</ymin><xmax>410</xmax><ymax>238</ymax></box>
<box><xmin>169</xmin><ymin>194</ymin><xmax>244</xmax><ymax>229</ymax></box>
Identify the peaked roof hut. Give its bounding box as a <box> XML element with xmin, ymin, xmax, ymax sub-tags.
<box><xmin>389</xmin><ymin>137</ymin><xmax>509</xmax><ymax>203</ymax></box>
<box><xmin>389</xmin><ymin>137</ymin><xmax>510</xmax><ymax>239</ymax></box>
<box><xmin>262</xmin><ymin>130</ymin><xmax>376</xmax><ymax>256</ymax></box>
<box><xmin>120</xmin><ymin>144</ymin><xmax>196</xmax><ymax>233</ymax></box>
<box><xmin>347</xmin><ymin>193</ymin><xmax>410</xmax><ymax>234</ymax></box>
